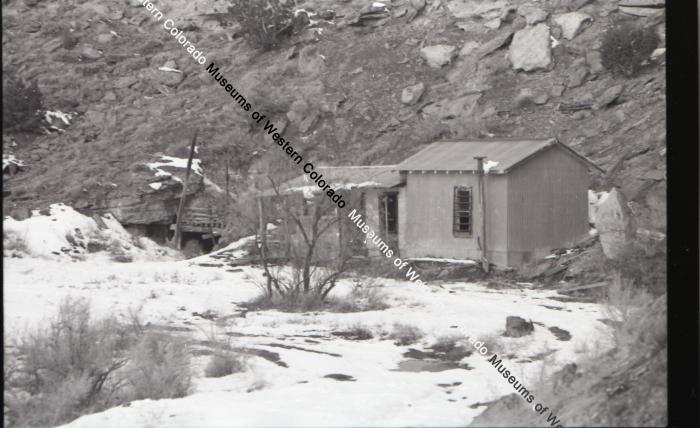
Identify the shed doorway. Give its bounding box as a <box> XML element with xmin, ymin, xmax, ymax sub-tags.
<box><xmin>379</xmin><ymin>192</ymin><xmax>399</xmax><ymax>249</ymax></box>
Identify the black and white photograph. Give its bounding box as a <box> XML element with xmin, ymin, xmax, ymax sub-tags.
<box><xmin>2</xmin><ymin>0</ymin><xmax>693</xmax><ymax>427</ymax></box>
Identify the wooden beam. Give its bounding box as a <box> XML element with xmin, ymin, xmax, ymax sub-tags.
<box><xmin>557</xmin><ymin>282</ymin><xmax>608</xmax><ymax>294</ymax></box>
<box><xmin>173</xmin><ymin>129</ymin><xmax>199</xmax><ymax>250</ymax></box>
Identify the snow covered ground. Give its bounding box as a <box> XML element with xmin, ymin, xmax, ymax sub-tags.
<box><xmin>4</xmin><ymin>256</ymin><xmax>614</xmax><ymax>427</ymax></box>
<box><xmin>3</xmin><ymin>204</ymin><xmax>615</xmax><ymax>427</ymax></box>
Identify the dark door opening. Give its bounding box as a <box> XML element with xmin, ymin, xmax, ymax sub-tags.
<box><xmin>379</xmin><ymin>192</ymin><xmax>398</xmax><ymax>236</ymax></box>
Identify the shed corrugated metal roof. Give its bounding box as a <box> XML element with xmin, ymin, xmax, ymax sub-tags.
<box><xmin>260</xmin><ymin>165</ymin><xmax>402</xmax><ymax>197</ymax></box>
<box><xmin>397</xmin><ymin>138</ymin><xmax>603</xmax><ymax>174</ymax></box>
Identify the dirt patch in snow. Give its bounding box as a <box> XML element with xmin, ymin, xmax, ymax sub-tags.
<box><xmin>262</xmin><ymin>343</ymin><xmax>341</xmax><ymax>357</ymax></box>
<box><xmin>548</xmin><ymin>326</ymin><xmax>572</xmax><ymax>341</ymax></box>
<box><xmin>323</xmin><ymin>373</ymin><xmax>356</xmax><ymax>382</ymax></box>
<box><xmin>393</xmin><ymin>359</ymin><xmax>472</xmax><ymax>373</ymax></box>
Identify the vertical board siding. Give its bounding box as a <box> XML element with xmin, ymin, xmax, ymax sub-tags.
<box><xmin>403</xmin><ymin>173</ymin><xmax>508</xmax><ymax>264</ymax></box>
<box><xmin>397</xmin><ymin>188</ymin><xmax>407</xmax><ymax>257</ymax></box>
<box><xmin>506</xmin><ymin>146</ymin><xmax>589</xmax><ymax>263</ymax></box>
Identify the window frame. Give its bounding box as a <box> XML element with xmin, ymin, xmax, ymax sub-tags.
<box><xmin>453</xmin><ymin>186</ymin><xmax>473</xmax><ymax>237</ymax></box>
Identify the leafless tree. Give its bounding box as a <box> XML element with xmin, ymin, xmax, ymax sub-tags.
<box><xmin>254</xmin><ymin>175</ymin><xmax>351</xmax><ymax>304</ymax></box>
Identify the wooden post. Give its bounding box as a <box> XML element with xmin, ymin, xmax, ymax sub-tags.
<box><xmin>225</xmin><ymin>156</ymin><xmax>230</xmax><ymax>212</ymax></box>
<box><xmin>173</xmin><ymin>129</ymin><xmax>199</xmax><ymax>250</ymax></box>
<box><xmin>283</xmin><ymin>197</ymin><xmax>291</xmax><ymax>259</ymax></box>
<box><xmin>257</xmin><ymin>196</ymin><xmax>267</xmax><ymax>259</ymax></box>
<box><xmin>336</xmin><ymin>206</ymin><xmax>343</xmax><ymax>264</ymax></box>
<box><xmin>474</xmin><ymin>156</ymin><xmax>489</xmax><ymax>273</ymax></box>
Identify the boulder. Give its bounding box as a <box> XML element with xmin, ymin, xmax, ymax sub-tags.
<box><xmin>513</xmin><ymin>88</ymin><xmax>549</xmax><ymax>108</ymax></box>
<box><xmin>504</xmin><ymin>316</ymin><xmax>534</xmax><ymax>337</ymax></box>
<box><xmin>459</xmin><ymin>40</ymin><xmax>479</xmax><ymax>57</ymax></box>
<box><xmin>445</xmin><ymin>0</ymin><xmax>507</xmax><ymax>19</ymax></box>
<box><xmin>420</xmin><ymin>44</ymin><xmax>457</xmax><ymax>68</ymax></box>
<box><xmin>619</xmin><ymin>0</ymin><xmax>665</xmax><ymax>18</ymax></box>
<box><xmin>80</xmin><ymin>46</ymin><xmax>103</xmax><ymax>60</ymax></box>
<box><xmin>401</xmin><ymin>82</ymin><xmax>425</xmax><ymax>105</ymax></box>
<box><xmin>475</xmin><ymin>30</ymin><xmax>513</xmax><ymax>59</ymax></box>
<box><xmin>517</xmin><ymin>4</ymin><xmax>548</xmax><ymax>25</ymax></box>
<box><xmin>508</xmin><ymin>24</ymin><xmax>551</xmax><ymax>71</ymax></box>
<box><xmin>287</xmin><ymin>99</ymin><xmax>310</xmax><ymax>124</ymax></box>
<box><xmin>553</xmin><ymin>12</ymin><xmax>592</xmax><ymax>40</ymax></box>
<box><xmin>550</xmin><ymin>84</ymin><xmax>565</xmax><ymax>97</ymax></box>
<box><xmin>422</xmin><ymin>93</ymin><xmax>481</xmax><ymax>121</ymax></box>
<box><xmin>150</xmin><ymin>67</ymin><xmax>185</xmax><ymax>87</ymax></box>
<box><xmin>318</xmin><ymin>10</ymin><xmax>336</xmax><ymax>20</ymax></box>
<box><xmin>585</xmin><ymin>50</ymin><xmax>604</xmax><ymax>74</ymax></box>
<box><xmin>567</xmin><ymin>65</ymin><xmax>589</xmax><ymax>88</ymax></box>
<box><xmin>484</xmin><ymin>18</ymin><xmax>501</xmax><ymax>29</ymax></box>
<box><xmin>411</xmin><ymin>0</ymin><xmax>426</xmax><ymax>11</ymax></box>
<box><xmin>113</xmin><ymin>76</ymin><xmax>139</xmax><ymax>89</ymax></box>
<box><xmin>596</xmin><ymin>188</ymin><xmax>635</xmax><ymax>259</ymax></box>
<box><xmin>595</xmin><ymin>84</ymin><xmax>624</xmax><ymax>109</ymax></box>
<box><xmin>96</xmin><ymin>33</ymin><xmax>115</xmax><ymax>44</ymax></box>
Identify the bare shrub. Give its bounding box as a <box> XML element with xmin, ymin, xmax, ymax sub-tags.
<box><xmin>604</xmin><ymin>273</ymin><xmax>666</xmax><ymax>352</ymax></box>
<box><xmin>479</xmin><ymin>334</ymin><xmax>502</xmax><ymax>355</ymax></box>
<box><xmin>430</xmin><ymin>335</ymin><xmax>464</xmax><ymax>352</ymax></box>
<box><xmin>245</xmin><ymin>291</ymin><xmax>325</xmax><ymax>312</ymax></box>
<box><xmin>204</xmin><ymin>352</ymin><xmax>246</xmax><ymax>378</ymax></box>
<box><xmin>389</xmin><ymin>323</ymin><xmax>424</xmax><ymax>346</ymax></box>
<box><xmin>246</xmin><ymin>283</ymin><xmax>389</xmax><ymax>313</ymax></box>
<box><xmin>334</xmin><ymin>324</ymin><xmax>374</xmax><ymax>340</ymax></box>
<box><xmin>429</xmin><ymin>335</ymin><xmax>472</xmax><ymax>361</ymax></box>
<box><xmin>2</xmin><ymin>69</ymin><xmax>43</xmax><ymax>132</ymax></box>
<box><xmin>601</xmin><ymin>22</ymin><xmax>659</xmax><ymax>77</ymax></box>
<box><xmin>4</xmin><ymin>298</ymin><xmax>192</xmax><ymax>428</ymax></box>
<box><xmin>326</xmin><ymin>284</ymin><xmax>389</xmax><ymax>312</ymax></box>
<box><xmin>227</xmin><ymin>0</ymin><xmax>293</xmax><ymax>50</ymax></box>
<box><xmin>606</xmin><ymin>237</ymin><xmax>666</xmax><ymax>295</ymax></box>
<box><xmin>124</xmin><ymin>332</ymin><xmax>192</xmax><ymax>400</ymax></box>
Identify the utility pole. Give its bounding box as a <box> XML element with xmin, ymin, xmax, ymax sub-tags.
<box><xmin>173</xmin><ymin>129</ymin><xmax>199</xmax><ymax>250</ymax></box>
<box><xmin>474</xmin><ymin>156</ymin><xmax>489</xmax><ymax>273</ymax></box>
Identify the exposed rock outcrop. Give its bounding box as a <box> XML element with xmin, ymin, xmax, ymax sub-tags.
<box><xmin>508</xmin><ymin>24</ymin><xmax>551</xmax><ymax>71</ymax></box>
<box><xmin>596</xmin><ymin>188</ymin><xmax>636</xmax><ymax>259</ymax></box>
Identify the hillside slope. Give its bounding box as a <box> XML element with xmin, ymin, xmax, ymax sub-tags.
<box><xmin>2</xmin><ymin>0</ymin><xmax>666</xmax><ymax>235</ymax></box>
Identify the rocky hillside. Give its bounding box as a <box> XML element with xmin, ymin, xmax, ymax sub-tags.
<box><xmin>2</xmin><ymin>0</ymin><xmax>666</xmax><ymax>234</ymax></box>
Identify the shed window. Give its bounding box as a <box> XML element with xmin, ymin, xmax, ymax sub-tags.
<box><xmin>453</xmin><ymin>186</ymin><xmax>472</xmax><ymax>236</ymax></box>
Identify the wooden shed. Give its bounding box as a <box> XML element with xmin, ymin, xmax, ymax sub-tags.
<box><xmin>397</xmin><ymin>138</ymin><xmax>603</xmax><ymax>266</ymax></box>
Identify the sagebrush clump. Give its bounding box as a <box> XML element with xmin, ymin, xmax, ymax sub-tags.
<box><xmin>389</xmin><ymin>323</ymin><xmax>424</xmax><ymax>346</ymax></box>
<box><xmin>2</xmin><ymin>70</ymin><xmax>43</xmax><ymax>132</ymax></box>
<box><xmin>600</xmin><ymin>22</ymin><xmax>660</xmax><ymax>77</ymax></box>
<box><xmin>4</xmin><ymin>298</ymin><xmax>192</xmax><ymax>428</ymax></box>
<box><xmin>227</xmin><ymin>0</ymin><xmax>293</xmax><ymax>50</ymax></box>
<box><xmin>204</xmin><ymin>351</ymin><xmax>246</xmax><ymax>378</ymax></box>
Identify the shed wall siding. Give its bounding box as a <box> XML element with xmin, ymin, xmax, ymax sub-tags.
<box><xmin>397</xmin><ymin>188</ymin><xmax>407</xmax><ymax>257</ymax></box>
<box><xmin>402</xmin><ymin>173</ymin><xmax>508</xmax><ymax>264</ymax></box>
<box><xmin>506</xmin><ymin>146</ymin><xmax>589</xmax><ymax>264</ymax></box>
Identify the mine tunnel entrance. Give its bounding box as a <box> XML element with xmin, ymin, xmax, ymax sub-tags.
<box><xmin>180</xmin><ymin>231</ymin><xmax>218</xmax><ymax>258</ymax></box>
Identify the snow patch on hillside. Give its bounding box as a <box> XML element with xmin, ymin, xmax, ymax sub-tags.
<box><xmin>3</xmin><ymin>204</ymin><xmax>178</xmax><ymax>261</ymax></box>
